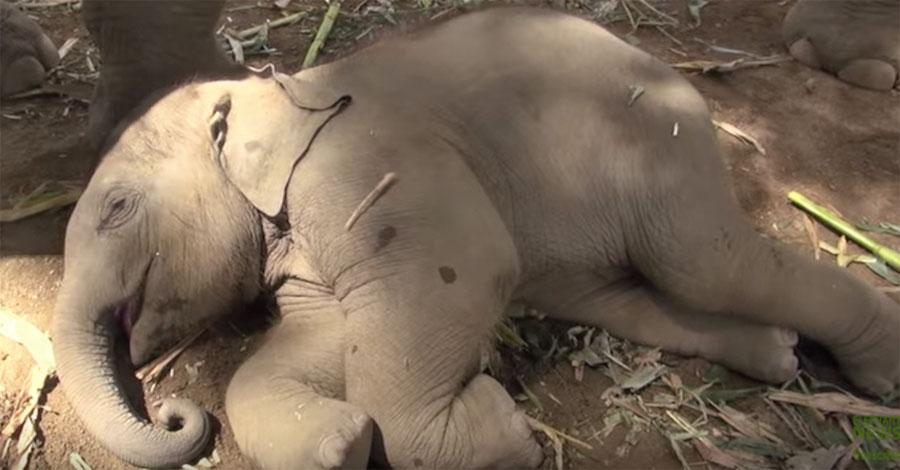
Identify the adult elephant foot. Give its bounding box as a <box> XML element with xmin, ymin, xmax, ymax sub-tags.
<box><xmin>782</xmin><ymin>0</ymin><xmax>899</xmax><ymax>90</ymax></box>
<box><xmin>80</xmin><ymin>0</ymin><xmax>246</xmax><ymax>166</ymax></box>
<box><xmin>0</xmin><ymin>0</ymin><xmax>59</xmax><ymax>97</ymax></box>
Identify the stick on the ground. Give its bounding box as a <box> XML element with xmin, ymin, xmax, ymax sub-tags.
<box><xmin>788</xmin><ymin>191</ymin><xmax>900</xmax><ymax>271</ymax></box>
<box><xmin>302</xmin><ymin>1</ymin><xmax>341</xmax><ymax>69</ymax></box>
<box><xmin>233</xmin><ymin>11</ymin><xmax>308</xmax><ymax>39</ymax></box>
<box><xmin>768</xmin><ymin>390</ymin><xmax>900</xmax><ymax>417</ymax></box>
<box><xmin>0</xmin><ymin>186</ymin><xmax>83</xmax><ymax>223</ymax></box>
<box><xmin>135</xmin><ymin>327</ymin><xmax>207</xmax><ymax>382</ymax></box>
<box><xmin>345</xmin><ymin>172</ymin><xmax>397</xmax><ymax>231</ymax></box>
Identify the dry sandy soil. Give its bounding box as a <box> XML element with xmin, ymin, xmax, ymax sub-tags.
<box><xmin>1</xmin><ymin>0</ymin><xmax>898</xmax><ymax>469</ymax></box>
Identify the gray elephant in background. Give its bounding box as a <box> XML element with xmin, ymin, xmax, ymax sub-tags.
<box><xmin>50</xmin><ymin>5</ymin><xmax>900</xmax><ymax>470</ymax></box>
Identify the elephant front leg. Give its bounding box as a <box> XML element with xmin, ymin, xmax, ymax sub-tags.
<box><xmin>225</xmin><ymin>290</ymin><xmax>372</xmax><ymax>470</ymax></box>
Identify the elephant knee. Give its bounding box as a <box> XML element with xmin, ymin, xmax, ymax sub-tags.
<box><xmin>2</xmin><ymin>56</ymin><xmax>46</xmax><ymax>97</ymax></box>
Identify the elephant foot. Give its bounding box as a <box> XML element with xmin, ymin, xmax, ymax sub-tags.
<box><xmin>227</xmin><ymin>382</ymin><xmax>373</xmax><ymax>470</ymax></box>
<box><xmin>459</xmin><ymin>375</ymin><xmax>544</xmax><ymax>469</ymax></box>
<box><xmin>704</xmin><ymin>326</ymin><xmax>799</xmax><ymax>384</ymax></box>
<box><xmin>782</xmin><ymin>0</ymin><xmax>899</xmax><ymax>90</ymax></box>
<box><xmin>829</xmin><ymin>301</ymin><xmax>900</xmax><ymax>397</ymax></box>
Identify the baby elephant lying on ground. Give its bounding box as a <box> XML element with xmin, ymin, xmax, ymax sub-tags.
<box><xmin>51</xmin><ymin>6</ymin><xmax>900</xmax><ymax>470</ymax></box>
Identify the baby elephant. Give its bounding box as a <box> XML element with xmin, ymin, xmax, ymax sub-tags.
<box><xmin>51</xmin><ymin>6</ymin><xmax>900</xmax><ymax>470</ymax></box>
<box><xmin>0</xmin><ymin>0</ymin><xmax>58</xmax><ymax>97</ymax></box>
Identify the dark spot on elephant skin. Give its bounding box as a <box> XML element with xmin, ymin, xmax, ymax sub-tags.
<box><xmin>244</xmin><ymin>140</ymin><xmax>263</xmax><ymax>153</ymax></box>
<box><xmin>152</xmin><ymin>296</ymin><xmax>188</xmax><ymax>314</ymax></box>
<box><xmin>438</xmin><ymin>266</ymin><xmax>457</xmax><ymax>284</ymax></box>
<box><xmin>413</xmin><ymin>458</ymin><xmax>424</xmax><ymax>467</ymax></box>
<box><xmin>375</xmin><ymin>225</ymin><xmax>397</xmax><ymax>252</ymax></box>
<box><xmin>351</xmin><ymin>344</ymin><xmax>358</xmax><ymax>354</ymax></box>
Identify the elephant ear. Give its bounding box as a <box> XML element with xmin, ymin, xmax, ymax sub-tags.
<box><xmin>211</xmin><ymin>67</ymin><xmax>351</xmax><ymax>218</ymax></box>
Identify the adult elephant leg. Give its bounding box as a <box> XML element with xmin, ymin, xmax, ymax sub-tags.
<box><xmin>525</xmin><ymin>274</ymin><xmax>799</xmax><ymax>383</ymax></box>
<box><xmin>82</xmin><ymin>0</ymin><xmax>245</xmax><ymax>165</ymax></box>
<box><xmin>782</xmin><ymin>0</ymin><xmax>899</xmax><ymax>90</ymax></box>
<box><xmin>226</xmin><ymin>282</ymin><xmax>372</xmax><ymax>470</ymax></box>
<box><xmin>626</xmin><ymin>181</ymin><xmax>900</xmax><ymax>396</ymax></box>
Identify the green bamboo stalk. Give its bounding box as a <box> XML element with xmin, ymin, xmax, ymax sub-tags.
<box><xmin>302</xmin><ymin>2</ymin><xmax>341</xmax><ymax>69</ymax></box>
<box><xmin>788</xmin><ymin>191</ymin><xmax>900</xmax><ymax>271</ymax></box>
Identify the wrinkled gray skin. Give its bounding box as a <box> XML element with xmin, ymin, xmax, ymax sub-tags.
<box><xmin>0</xmin><ymin>0</ymin><xmax>59</xmax><ymax>97</ymax></box>
<box><xmin>53</xmin><ymin>6</ymin><xmax>900</xmax><ymax>470</ymax></box>
<box><xmin>783</xmin><ymin>0</ymin><xmax>900</xmax><ymax>90</ymax></box>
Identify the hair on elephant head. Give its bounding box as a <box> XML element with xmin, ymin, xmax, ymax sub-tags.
<box><xmin>51</xmin><ymin>69</ymin><xmax>351</xmax><ymax>469</ymax></box>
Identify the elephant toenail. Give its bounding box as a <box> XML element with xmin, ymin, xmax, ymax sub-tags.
<box><xmin>319</xmin><ymin>434</ymin><xmax>347</xmax><ymax>468</ymax></box>
<box><xmin>352</xmin><ymin>412</ymin><xmax>368</xmax><ymax>426</ymax></box>
<box><xmin>779</xmin><ymin>328</ymin><xmax>798</xmax><ymax>346</ymax></box>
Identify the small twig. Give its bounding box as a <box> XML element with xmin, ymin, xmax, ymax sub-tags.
<box><xmin>654</xmin><ymin>26</ymin><xmax>683</xmax><ymax>47</ymax></box>
<box><xmin>231</xmin><ymin>11</ymin><xmax>307</xmax><ymax>40</ymax></box>
<box><xmin>135</xmin><ymin>327</ymin><xmax>207</xmax><ymax>382</ymax></box>
<box><xmin>302</xmin><ymin>1</ymin><xmax>342</xmax><ymax>69</ymax></box>
<box><xmin>526</xmin><ymin>415</ymin><xmax>594</xmax><ymax>451</ymax></box>
<box><xmin>712</xmin><ymin>119</ymin><xmax>766</xmax><ymax>155</ymax></box>
<box><xmin>0</xmin><ymin>186</ymin><xmax>83</xmax><ymax>223</ymax></box>
<box><xmin>15</xmin><ymin>0</ymin><xmax>80</xmax><ymax>9</ymax></box>
<box><xmin>344</xmin><ymin>172</ymin><xmax>397</xmax><ymax>231</ymax></box>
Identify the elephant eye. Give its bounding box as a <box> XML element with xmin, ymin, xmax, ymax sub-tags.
<box><xmin>98</xmin><ymin>188</ymin><xmax>142</xmax><ymax>231</ymax></box>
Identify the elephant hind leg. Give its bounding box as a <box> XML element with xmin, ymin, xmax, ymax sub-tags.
<box><xmin>625</xmin><ymin>196</ymin><xmax>900</xmax><ymax>396</ymax></box>
<box><xmin>528</xmin><ymin>275</ymin><xmax>799</xmax><ymax>383</ymax></box>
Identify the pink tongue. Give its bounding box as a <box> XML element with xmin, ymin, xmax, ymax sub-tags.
<box><xmin>115</xmin><ymin>304</ymin><xmax>134</xmax><ymax>338</ymax></box>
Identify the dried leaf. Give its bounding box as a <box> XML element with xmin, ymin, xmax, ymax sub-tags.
<box><xmin>69</xmin><ymin>453</ymin><xmax>93</xmax><ymax>470</ymax></box>
<box><xmin>0</xmin><ymin>308</ymin><xmax>56</xmax><ymax>373</ymax></box>
<box><xmin>719</xmin><ymin>437</ymin><xmax>791</xmax><ymax>460</ymax></box>
<box><xmin>802</xmin><ymin>213</ymin><xmax>820</xmax><ymax>260</ymax></box>
<box><xmin>702</xmin><ymin>386</ymin><xmax>766</xmax><ymax>404</ymax></box>
<box><xmin>516</xmin><ymin>377</ymin><xmax>544</xmax><ymax>412</ymax></box>
<box><xmin>857</xmin><ymin>222</ymin><xmax>900</xmax><ymax>238</ymax></box>
<box><xmin>711</xmin><ymin>402</ymin><xmax>784</xmax><ymax>444</ymax></box>
<box><xmin>768</xmin><ymin>390</ymin><xmax>900</xmax><ymax>417</ymax></box>
<box><xmin>785</xmin><ymin>446</ymin><xmax>845</xmax><ymax>470</ymax></box>
<box><xmin>136</xmin><ymin>327</ymin><xmax>207</xmax><ymax>382</ymax></box>
<box><xmin>712</xmin><ymin>120</ymin><xmax>767</xmax><ymax>155</ymax></box>
<box><xmin>687</xmin><ymin>0</ymin><xmax>709</xmax><ymax>27</ymax></box>
<box><xmin>57</xmin><ymin>37</ymin><xmax>79</xmax><ymax>61</ymax></box>
<box><xmin>693</xmin><ymin>439</ymin><xmax>741</xmax><ymax>469</ymax></box>
<box><xmin>620</xmin><ymin>364</ymin><xmax>666</xmax><ymax>392</ymax></box>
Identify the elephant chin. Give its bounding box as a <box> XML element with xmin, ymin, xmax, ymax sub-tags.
<box><xmin>52</xmin><ymin>284</ymin><xmax>211</xmax><ymax>468</ymax></box>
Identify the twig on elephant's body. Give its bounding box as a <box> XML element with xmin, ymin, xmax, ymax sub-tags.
<box><xmin>135</xmin><ymin>327</ymin><xmax>208</xmax><ymax>383</ymax></box>
<box><xmin>711</xmin><ymin>120</ymin><xmax>766</xmax><ymax>155</ymax></box>
<box><xmin>345</xmin><ymin>172</ymin><xmax>398</xmax><ymax>231</ymax></box>
<box><xmin>302</xmin><ymin>1</ymin><xmax>342</xmax><ymax>69</ymax></box>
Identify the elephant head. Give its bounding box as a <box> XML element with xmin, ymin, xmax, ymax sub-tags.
<box><xmin>51</xmin><ymin>70</ymin><xmax>350</xmax><ymax>468</ymax></box>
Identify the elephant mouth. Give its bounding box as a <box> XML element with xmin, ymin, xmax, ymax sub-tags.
<box><xmin>114</xmin><ymin>294</ymin><xmax>142</xmax><ymax>339</ymax></box>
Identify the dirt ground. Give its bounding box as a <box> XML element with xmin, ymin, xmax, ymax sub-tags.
<box><xmin>0</xmin><ymin>0</ymin><xmax>898</xmax><ymax>469</ymax></box>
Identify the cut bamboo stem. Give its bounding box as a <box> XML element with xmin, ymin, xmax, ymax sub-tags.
<box><xmin>788</xmin><ymin>191</ymin><xmax>900</xmax><ymax>271</ymax></box>
<box><xmin>302</xmin><ymin>2</ymin><xmax>341</xmax><ymax>69</ymax></box>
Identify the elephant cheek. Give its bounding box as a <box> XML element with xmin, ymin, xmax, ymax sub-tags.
<box><xmin>128</xmin><ymin>312</ymin><xmax>171</xmax><ymax>367</ymax></box>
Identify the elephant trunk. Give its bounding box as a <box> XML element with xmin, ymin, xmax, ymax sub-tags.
<box><xmin>52</xmin><ymin>286</ymin><xmax>210</xmax><ymax>468</ymax></box>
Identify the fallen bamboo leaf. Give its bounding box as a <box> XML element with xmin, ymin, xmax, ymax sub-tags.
<box><xmin>866</xmin><ymin>258</ymin><xmax>900</xmax><ymax>286</ymax></box>
<box><xmin>224</xmin><ymin>34</ymin><xmax>244</xmax><ymax>64</ymax></box>
<box><xmin>857</xmin><ymin>221</ymin><xmax>900</xmax><ymax>238</ymax></box>
<box><xmin>667</xmin><ymin>436</ymin><xmax>691</xmax><ymax>470</ymax></box>
<box><xmin>57</xmin><ymin>37</ymin><xmax>79</xmax><ymax>61</ymax></box>
<box><xmin>672</xmin><ymin>55</ymin><xmax>791</xmax><ymax>74</ymax></box>
<box><xmin>693</xmin><ymin>439</ymin><xmax>741</xmax><ymax>469</ymax></box>
<box><xmin>768</xmin><ymin>390</ymin><xmax>900</xmax><ymax>417</ymax></box>
<box><xmin>70</xmin><ymin>452</ymin><xmax>93</xmax><ymax>470</ymax></box>
<box><xmin>516</xmin><ymin>377</ymin><xmax>544</xmax><ymax>412</ymax></box>
<box><xmin>13</xmin><ymin>444</ymin><xmax>32</xmax><ymax>470</ymax></box>
<box><xmin>1</xmin><ymin>367</ymin><xmax>47</xmax><ymax>439</ymax></box>
<box><xmin>719</xmin><ymin>437</ymin><xmax>791</xmax><ymax>460</ymax></box>
<box><xmin>344</xmin><ymin>172</ymin><xmax>397</xmax><ymax>231</ymax></box>
<box><xmin>0</xmin><ymin>308</ymin><xmax>55</xmax><ymax>373</ymax></box>
<box><xmin>702</xmin><ymin>386</ymin><xmax>767</xmax><ymax>404</ymax></box>
<box><xmin>712</xmin><ymin>120</ymin><xmax>766</xmax><ymax>155</ymax></box>
<box><xmin>627</xmin><ymin>85</ymin><xmax>644</xmax><ymax>106</ymax></box>
<box><xmin>785</xmin><ymin>446</ymin><xmax>845</xmax><ymax>470</ymax></box>
<box><xmin>231</xmin><ymin>11</ymin><xmax>307</xmax><ymax>40</ymax></box>
<box><xmin>819</xmin><ymin>241</ymin><xmax>876</xmax><ymax>265</ymax></box>
<box><xmin>0</xmin><ymin>185</ymin><xmax>83</xmax><ymax>223</ymax></box>
<box><xmin>16</xmin><ymin>0</ymin><xmax>81</xmax><ymax>9</ymax></box>
<box><xmin>620</xmin><ymin>364</ymin><xmax>666</xmax><ymax>392</ymax></box>
<box><xmin>802</xmin><ymin>213</ymin><xmax>820</xmax><ymax>260</ymax></box>
<box><xmin>135</xmin><ymin>327</ymin><xmax>207</xmax><ymax>382</ymax></box>
<box><xmin>789</xmin><ymin>191</ymin><xmax>900</xmax><ymax>271</ymax></box>
<box><xmin>711</xmin><ymin>401</ymin><xmax>784</xmax><ymax>444</ymax></box>
<box><xmin>302</xmin><ymin>1</ymin><xmax>341</xmax><ymax>69</ymax></box>
<box><xmin>687</xmin><ymin>0</ymin><xmax>709</xmax><ymax>27</ymax></box>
